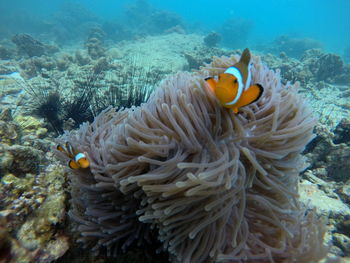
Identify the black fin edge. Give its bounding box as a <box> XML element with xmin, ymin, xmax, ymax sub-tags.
<box><xmin>252</xmin><ymin>83</ymin><xmax>264</xmax><ymax>103</ymax></box>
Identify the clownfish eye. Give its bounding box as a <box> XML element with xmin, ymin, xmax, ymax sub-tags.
<box><xmin>234</xmin><ymin>79</ymin><xmax>238</xmax><ymax>84</ymax></box>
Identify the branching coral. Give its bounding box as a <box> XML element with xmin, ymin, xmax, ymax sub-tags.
<box><xmin>56</xmin><ymin>53</ymin><xmax>329</xmax><ymax>262</ymax></box>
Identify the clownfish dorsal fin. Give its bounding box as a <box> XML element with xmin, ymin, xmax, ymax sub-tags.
<box><xmin>232</xmin><ymin>48</ymin><xmax>252</xmax><ymax>87</ymax></box>
<box><xmin>239</xmin><ymin>48</ymin><xmax>251</xmax><ymax>66</ymax></box>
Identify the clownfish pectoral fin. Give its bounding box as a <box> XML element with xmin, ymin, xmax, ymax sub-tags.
<box><xmin>205</xmin><ymin>77</ymin><xmax>217</xmax><ymax>93</ymax></box>
<box><xmin>233</xmin><ymin>84</ymin><xmax>264</xmax><ymax>113</ymax></box>
<box><xmin>68</xmin><ymin>160</ymin><xmax>80</xmax><ymax>169</ymax></box>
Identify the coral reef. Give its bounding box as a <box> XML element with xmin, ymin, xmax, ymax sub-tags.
<box><xmin>263</xmin><ymin>48</ymin><xmax>350</xmax><ymax>86</ymax></box>
<box><xmin>15</xmin><ymin>115</ymin><xmax>48</xmax><ymax>138</ymax></box>
<box><xmin>305</xmin><ymin>50</ymin><xmax>345</xmax><ymax>82</ymax></box>
<box><xmin>301</xmin><ymin>49</ymin><xmax>350</xmax><ymax>84</ymax></box>
<box><xmin>17</xmin><ymin>54</ymin><xmax>60</xmax><ymax>78</ymax></box>
<box><xmin>125</xmin><ymin>0</ymin><xmax>184</xmax><ymax>35</ymax></box>
<box><xmin>268</xmin><ymin>35</ymin><xmax>322</xmax><ymax>58</ymax></box>
<box><xmin>0</xmin><ymin>167</ymin><xmax>68</xmax><ymax>263</ymax></box>
<box><xmin>0</xmin><ymin>106</ymin><xmax>68</xmax><ymax>263</ymax></box>
<box><xmin>0</xmin><ymin>109</ymin><xmax>51</xmax><ymax>177</ymax></box>
<box><xmin>183</xmin><ymin>47</ymin><xmax>230</xmax><ymax>71</ymax></box>
<box><xmin>0</xmin><ymin>44</ymin><xmax>15</xmax><ymax>60</ymax></box>
<box><xmin>56</xmin><ymin>53</ymin><xmax>329</xmax><ymax>262</ymax></box>
<box><xmin>0</xmin><ymin>61</ymin><xmax>18</xmax><ymax>75</ymax></box>
<box><xmin>12</xmin><ymin>34</ymin><xmax>46</xmax><ymax>57</ymax></box>
<box><xmin>301</xmin><ymin>118</ymin><xmax>350</xmax><ymax>257</ymax></box>
<box><xmin>298</xmin><ymin>173</ymin><xmax>350</xmax><ymax>258</ymax></box>
<box><xmin>0</xmin><ymin>108</ymin><xmax>21</xmax><ymax>145</ymax></box>
<box><xmin>115</xmin><ymin>33</ymin><xmax>204</xmax><ymax>73</ymax></box>
<box><xmin>85</xmin><ymin>27</ymin><xmax>106</xmax><ymax>60</ymax></box>
<box><xmin>74</xmin><ymin>50</ymin><xmax>91</xmax><ymax>66</ymax></box>
<box><xmin>333</xmin><ymin>118</ymin><xmax>350</xmax><ymax>144</ymax></box>
<box><xmin>2</xmin><ymin>145</ymin><xmax>42</xmax><ymax>175</ymax></box>
<box><xmin>337</xmin><ymin>183</ymin><xmax>350</xmax><ymax>205</ymax></box>
<box><xmin>261</xmin><ymin>49</ymin><xmax>350</xmax><ymax>134</ymax></box>
<box><xmin>261</xmin><ymin>52</ymin><xmax>312</xmax><ymax>85</ymax></box>
<box><xmin>203</xmin><ymin>31</ymin><xmax>221</xmax><ymax>47</ymax></box>
<box><xmin>0</xmin><ymin>217</ymin><xmax>13</xmax><ymax>262</ymax></box>
<box><xmin>304</xmin><ymin>119</ymin><xmax>350</xmax><ymax>183</ymax></box>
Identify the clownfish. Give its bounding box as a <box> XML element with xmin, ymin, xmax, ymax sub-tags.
<box><xmin>205</xmin><ymin>48</ymin><xmax>264</xmax><ymax>114</ymax></box>
<box><xmin>56</xmin><ymin>142</ymin><xmax>90</xmax><ymax>169</ymax></box>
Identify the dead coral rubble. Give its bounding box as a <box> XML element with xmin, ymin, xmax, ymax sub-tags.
<box><xmin>85</xmin><ymin>27</ymin><xmax>106</xmax><ymax>60</ymax></box>
<box><xmin>203</xmin><ymin>31</ymin><xmax>221</xmax><ymax>47</ymax></box>
<box><xmin>302</xmin><ymin>118</ymin><xmax>350</xmax><ymax>257</ymax></box>
<box><xmin>263</xmin><ymin>49</ymin><xmax>350</xmax><ymax>85</ymax></box>
<box><xmin>305</xmin><ymin>120</ymin><xmax>350</xmax><ymax>183</ymax></box>
<box><xmin>0</xmin><ymin>44</ymin><xmax>15</xmax><ymax>60</ymax></box>
<box><xmin>269</xmin><ymin>35</ymin><xmax>322</xmax><ymax>58</ymax></box>
<box><xmin>0</xmin><ymin>107</ymin><xmax>68</xmax><ymax>263</ymax></box>
<box><xmin>12</xmin><ymin>34</ymin><xmax>46</xmax><ymax>57</ymax></box>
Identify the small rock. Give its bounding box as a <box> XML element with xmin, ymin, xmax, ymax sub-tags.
<box><xmin>333</xmin><ymin>233</ymin><xmax>350</xmax><ymax>255</ymax></box>
<box><xmin>0</xmin><ymin>108</ymin><xmax>13</xmax><ymax>121</ymax></box>
<box><xmin>333</xmin><ymin>118</ymin><xmax>350</xmax><ymax>144</ymax></box>
<box><xmin>203</xmin><ymin>31</ymin><xmax>221</xmax><ymax>47</ymax></box>
<box><xmin>337</xmin><ymin>182</ymin><xmax>350</xmax><ymax>205</ymax></box>
<box><xmin>6</xmin><ymin>145</ymin><xmax>42</xmax><ymax>175</ymax></box>
<box><xmin>299</xmin><ymin>180</ymin><xmax>350</xmax><ymax>218</ymax></box>
<box><xmin>12</xmin><ymin>34</ymin><xmax>46</xmax><ymax>57</ymax></box>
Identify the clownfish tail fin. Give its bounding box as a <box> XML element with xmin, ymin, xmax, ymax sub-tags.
<box><xmin>240</xmin><ymin>48</ymin><xmax>251</xmax><ymax>65</ymax></box>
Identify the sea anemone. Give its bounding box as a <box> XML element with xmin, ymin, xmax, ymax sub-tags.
<box><xmin>56</xmin><ymin>53</ymin><xmax>329</xmax><ymax>263</ymax></box>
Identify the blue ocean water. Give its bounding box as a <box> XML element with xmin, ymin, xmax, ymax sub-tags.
<box><xmin>1</xmin><ymin>0</ymin><xmax>349</xmax><ymax>53</ymax></box>
<box><xmin>151</xmin><ymin>0</ymin><xmax>350</xmax><ymax>53</ymax></box>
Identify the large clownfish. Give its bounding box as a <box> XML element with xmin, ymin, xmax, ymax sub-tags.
<box><xmin>56</xmin><ymin>142</ymin><xmax>90</xmax><ymax>170</ymax></box>
<box><xmin>205</xmin><ymin>48</ymin><xmax>264</xmax><ymax>114</ymax></box>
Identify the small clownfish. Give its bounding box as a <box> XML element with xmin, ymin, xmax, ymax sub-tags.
<box><xmin>205</xmin><ymin>48</ymin><xmax>264</xmax><ymax>114</ymax></box>
<box><xmin>56</xmin><ymin>142</ymin><xmax>90</xmax><ymax>169</ymax></box>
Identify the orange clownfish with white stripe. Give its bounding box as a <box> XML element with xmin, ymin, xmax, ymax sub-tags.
<box><xmin>205</xmin><ymin>48</ymin><xmax>264</xmax><ymax>114</ymax></box>
<box><xmin>56</xmin><ymin>142</ymin><xmax>90</xmax><ymax>170</ymax></box>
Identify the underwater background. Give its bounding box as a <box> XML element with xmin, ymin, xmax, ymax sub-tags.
<box><xmin>1</xmin><ymin>0</ymin><xmax>350</xmax><ymax>262</ymax></box>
